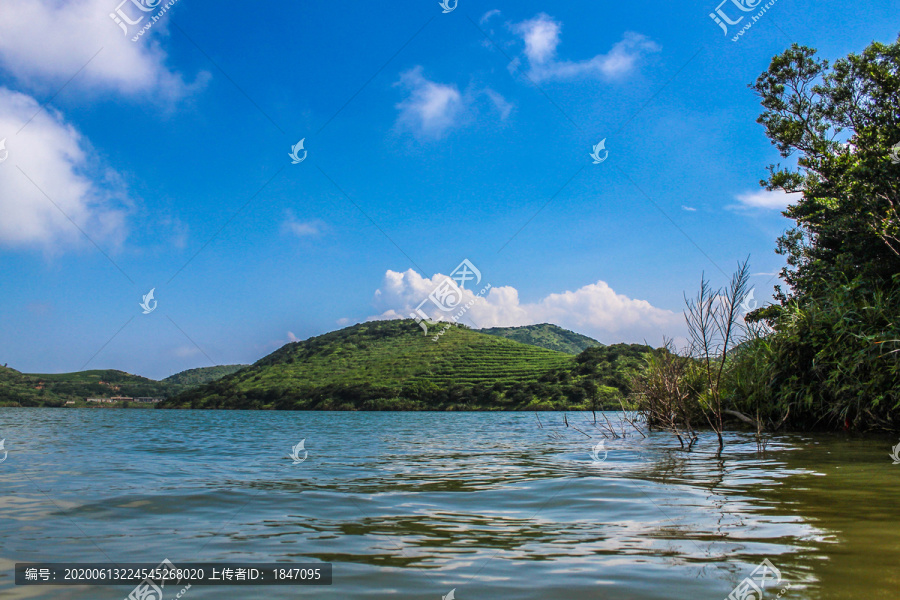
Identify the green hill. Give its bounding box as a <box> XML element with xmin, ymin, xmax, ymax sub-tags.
<box><xmin>0</xmin><ymin>368</ymin><xmax>174</xmax><ymax>407</ymax></box>
<box><xmin>163</xmin><ymin>365</ymin><xmax>248</xmax><ymax>386</ymax></box>
<box><xmin>480</xmin><ymin>323</ymin><xmax>603</xmax><ymax>354</ymax></box>
<box><xmin>161</xmin><ymin>319</ymin><xmax>652</xmax><ymax>411</ymax></box>
<box><xmin>0</xmin><ymin>365</ymin><xmax>246</xmax><ymax>407</ymax></box>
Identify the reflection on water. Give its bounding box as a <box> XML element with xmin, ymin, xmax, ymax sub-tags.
<box><xmin>0</xmin><ymin>409</ymin><xmax>897</xmax><ymax>599</ymax></box>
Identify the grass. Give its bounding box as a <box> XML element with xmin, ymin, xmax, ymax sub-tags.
<box><xmin>479</xmin><ymin>323</ymin><xmax>603</xmax><ymax>354</ymax></box>
<box><xmin>163</xmin><ymin>320</ymin><xmax>652</xmax><ymax>411</ymax></box>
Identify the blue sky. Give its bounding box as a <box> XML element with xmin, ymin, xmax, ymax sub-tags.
<box><xmin>0</xmin><ymin>0</ymin><xmax>897</xmax><ymax>379</ymax></box>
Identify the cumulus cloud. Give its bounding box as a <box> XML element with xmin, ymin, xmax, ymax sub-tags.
<box><xmin>515</xmin><ymin>14</ymin><xmax>561</xmax><ymax>65</ymax></box>
<box><xmin>395</xmin><ymin>67</ymin><xmax>464</xmax><ymax>138</ymax></box>
<box><xmin>0</xmin><ymin>0</ymin><xmax>205</xmax><ymax>99</ymax></box>
<box><xmin>731</xmin><ymin>189</ymin><xmax>802</xmax><ymax>210</ymax></box>
<box><xmin>0</xmin><ymin>1</ymin><xmax>206</xmax><ymax>252</ymax></box>
<box><xmin>511</xmin><ymin>14</ymin><xmax>659</xmax><ymax>82</ymax></box>
<box><xmin>0</xmin><ymin>87</ymin><xmax>128</xmax><ymax>249</ymax></box>
<box><xmin>369</xmin><ymin>269</ymin><xmax>682</xmax><ymax>345</ymax></box>
<box><xmin>394</xmin><ymin>67</ymin><xmax>513</xmax><ymax>138</ymax></box>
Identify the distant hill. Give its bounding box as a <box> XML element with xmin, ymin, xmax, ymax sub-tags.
<box><xmin>163</xmin><ymin>365</ymin><xmax>247</xmax><ymax>386</ymax></box>
<box><xmin>161</xmin><ymin>320</ymin><xmax>653</xmax><ymax>411</ymax></box>
<box><xmin>0</xmin><ymin>365</ymin><xmax>246</xmax><ymax>407</ymax></box>
<box><xmin>0</xmin><ymin>368</ymin><xmax>174</xmax><ymax>407</ymax></box>
<box><xmin>480</xmin><ymin>323</ymin><xmax>602</xmax><ymax>354</ymax></box>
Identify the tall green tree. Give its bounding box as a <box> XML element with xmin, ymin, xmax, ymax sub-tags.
<box><xmin>737</xmin><ymin>37</ymin><xmax>900</xmax><ymax>430</ymax></box>
<box><xmin>751</xmin><ymin>38</ymin><xmax>900</xmax><ymax>303</ymax></box>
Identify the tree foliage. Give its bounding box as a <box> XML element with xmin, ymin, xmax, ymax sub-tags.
<box><xmin>742</xmin><ymin>37</ymin><xmax>900</xmax><ymax>430</ymax></box>
<box><xmin>751</xmin><ymin>40</ymin><xmax>900</xmax><ymax>301</ymax></box>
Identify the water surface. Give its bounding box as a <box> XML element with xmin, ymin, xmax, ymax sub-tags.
<box><xmin>0</xmin><ymin>409</ymin><xmax>897</xmax><ymax>599</ymax></box>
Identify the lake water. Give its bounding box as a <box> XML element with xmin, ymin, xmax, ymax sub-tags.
<box><xmin>0</xmin><ymin>409</ymin><xmax>897</xmax><ymax>599</ymax></box>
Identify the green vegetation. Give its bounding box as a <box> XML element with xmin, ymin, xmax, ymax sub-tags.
<box><xmin>0</xmin><ymin>368</ymin><xmax>173</xmax><ymax>407</ymax></box>
<box><xmin>0</xmin><ymin>365</ymin><xmax>247</xmax><ymax>407</ymax></box>
<box><xmin>162</xmin><ymin>365</ymin><xmax>247</xmax><ymax>386</ymax></box>
<box><xmin>161</xmin><ymin>320</ymin><xmax>652</xmax><ymax>411</ymax></box>
<box><xmin>633</xmin><ymin>262</ymin><xmax>755</xmax><ymax>453</ymax></box>
<box><xmin>632</xmin><ymin>37</ymin><xmax>900</xmax><ymax>438</ymax></box>
<box><xmin>480</xmin><ymin>323</ymin><xmax>603</xmax><ymax>354</ymax></box>
<box><xmin>737</xmin><ymin>38</ymin><xmax>900</xmax><ymax>431</ymax></box>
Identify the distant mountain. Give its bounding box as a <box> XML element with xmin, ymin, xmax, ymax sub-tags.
<box><xmin>163</xmin><ymin>365</ymin><xmax>248</xmax><ymax>386</ymax></box>
<box><xmin>161</xmin><ymin>319</ymin><xmax>653</xmax><ymax>411</ymax></box>
<box><xmin>0</xmin><ymin>365</ymin><xmax>246</xmax><ymax>407</ymax></box>
<box><xmin>480</xmin><ymin>323</ymin><xmax>603</xmax><ymax>354</ymax></box>
<box><xmin>0</xmin><ymin>368</ymin><xmax>174</xmax><ymax>407</ymax></box>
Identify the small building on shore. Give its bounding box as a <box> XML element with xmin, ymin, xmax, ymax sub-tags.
<box><xmin>85</xmin><ymin>396</ymin><xmax>163</xmax><ymax>403</ymax></box>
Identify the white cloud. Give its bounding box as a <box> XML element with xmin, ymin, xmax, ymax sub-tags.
<box><xmin>369</xmin><ymin>269</ymin><xmax>682</xmax><ymax>345</ymax></box>
<box><xmin>174</xmin><ymin>345</ymin><xmax>202</xmax><ymax>358</ymax></box>
<box><xmin>0</xmin><ymin>1</ymin><xmax>205</xmax><ymax>253</ymax></box>
<box><xmin>0</xmin><ymin>87</ymin><xmax>128</xmax><ymax>249</ymax></box>
<box><xmin>480</xmin><ymin>9</ymin><xmax>501</xmax><ymax>25</ymax></box>
<box><xmin>159</xmin><ymin>214</ymin><xmax>189</xmax><ymax>249</ymax></box>
<box><xmin>732</xmin><ymin>189</ymin><xmax>802</xmax><ymax>210</ymax></box>
<box><xmin>681</xmin><ymin>205</ymin><xmax>697</xmax><ymax>212</ymax></box>
<box><xmin>0</xmin><ymin>0</ymin><xmax>205</xmax><ymax>99</ymax></box>
<box><xmin>282</xmin><ymin>211</ymin><xmax>324</xmax><ymax>237</ymax></box>
<box><xmin>514</xmin><ymin>13</ymin><xmax>561</xmax><ymax>65</ymax></box>
<box><xmin>394</xmin><ymin>68</ymin><xmax>513</xmax><ymax>138</ymax></box>
<box><xmin>484</xmin><ymin>88</ymin><xmax>513</xmax><ymax>120</ymax></box>
<box><xmin>511</xmin><ymin>14</ymin><xmax>659</xmax><ymax>82</ymax></box>
<box><xmin>287</xmin><ymin>331</ymin><xmax>300</xmax><ymax>342</ymax></box>
<box><xmin>395</xmin><ymin>67</ymin><xmax>464</xmax><ymax>139</ymax></box>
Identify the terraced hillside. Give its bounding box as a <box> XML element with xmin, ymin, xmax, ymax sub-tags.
<box><xmin>162</xmin><ymin>365</ymin><xmax>248</xmax><ymax>386</ymax></box>
<box><xmin>161</xmin><ymin>320</ymin><xmax>653</xmax><ymax>411</ymax></box>
<box><xmin>480</xmin><ymin>323</ymin><xmax>603</xmax><ymax>354</ymax></box>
